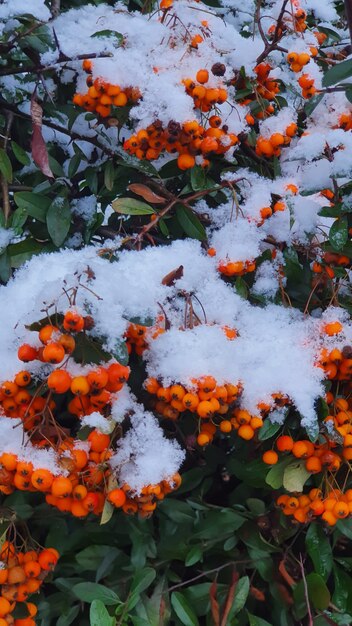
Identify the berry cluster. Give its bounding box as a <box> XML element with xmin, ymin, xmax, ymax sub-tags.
<box><xmin>0</xmin><ymin>540</ymin><xmax>58</xmax><ymax>626</ymax></box>
<box><xmin>277</xmin><ymin>488</ymin><xmax>352</xmax><ymax>526</ymax></box>
<box><xmin>255</xmin><ymin>123</ymin><xmax>297</xmax><ymax>158</ymax></box>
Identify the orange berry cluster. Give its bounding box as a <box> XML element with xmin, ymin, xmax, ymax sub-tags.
<box><xmin>115</xmin><ymin>473</ymin><xmax>182</xmax><ymax>519</ymax></box>
<box><xmin>217</xmin><ymin>258</ymin><xmax>256</xmax><ymax>278</ymax></box>
<box><xmin>236</xmin><ymin>63</ymin><xmax>278</xmax><ymax>121</ymax></box>
<box><xmin>255</xmin><ymin>123</ymin><xmax>297</xmax><ymax>158</ymax></box>
<box><xmin>123</xmin><ymin>115</ymin><xmax>238</xmax><ymax>170</ymax></box>
<box><xmin>297</xmin><ymin>73</ymin><xmax>317</xmax><ymax>99</ymax></box>
<box><xmin>286</xmin><ymin>51</ymin><xmax>310</xmax><ymax>73</ymax></box>
<box><xmin>183</xmin><ymin>69</ymin><xmax>228</xmax><ymax>113</ymax></box>
<box><xmin>125</xmin><ymin>318</ymin><xmax>164</xmax><ymax>356</ymax></box>
<box><xmin>312</xmin><ymin>250</ymin><xmax>350</xmax><ymax>281</ymax></box>
<box><xmin>277</xmin><ymin>487</ymin><xmax>352</xmax><ymax>525</ymax></box>
<box><xmin>146</xmin><ymin>375</ymin><xmax>240</xmax><ymax>424</ymax></box>
<box><xmin>73</xmin><ymin>60</ymin><xmax>141</xmax><ymax>118</ymax></box>
<box><xmin>0</xmin><ymin>540</ymin><xmax>58</xmax><ymax>626</ymax></box>
<box><xmin>262</xmin><ymin>433</ymin><xmax>352</xmax><ymax>473</ymax></box>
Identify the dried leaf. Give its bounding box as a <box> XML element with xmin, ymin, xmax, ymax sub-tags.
<box><xmin>30</xmin><ymin>95</ymin><xmax>54</xmax><ymax>179</ymax></box>
<box><xmin>220</xmin><ymin>571</ymin><xmax>239</xmax><ymax>626</ymax></box>
<box><xmin>278</xmin><ymin>559</ymin><xmax>295</xmax><ymax>588</ymax></box>
<box><xmin>209</xmin><ymin>581</ymin><xmax>220</xmax><ymax>626</ymax></box>
<box><xmin>161</xmin><ymin>265</ymin><xmax>184</xmax><ymax>286</ymax></box>
<box><xmin>128</xmin><ymin>183</ymin><xmax>167</xmax><ymax>204</ymax></box>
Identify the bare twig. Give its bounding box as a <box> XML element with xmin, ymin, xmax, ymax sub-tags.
<box><xmin>256</xmin><ymin>0</ymin><xmax>290</xmax><ymax>64</ymax></box>
<box><xmin>0</xmin><ymin>52</ymin><xmax>112</xmax><ymax>77</ymax></box>
<box><xmin>0</xmin><ymin>111</ymin><xmax>14</xmax><ymax>224</ymax></box>
<box><xmin>299</xmin><ymin>554</ymin><xmax>313</xmax><ymax>626</ymax></box>
<box><xmin>50</xmin><ymin>0</ymin><xmax>61</xmax><ymax>18</ymax></box>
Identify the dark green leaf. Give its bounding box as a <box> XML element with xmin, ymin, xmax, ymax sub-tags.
<box><xmin>73</xmin><ymin>582</ymin><xmax>119</xmax><ymax>605</ymax></box>
<box><xmin>176</xmin><ymin>205</ymin><xmax>206</xmax><ymax>241</ymax></box>
<box><xmin>127</xmin><ymin>568</ymin><xmax>156</xmax><ymax>610</ymax></box>
<box><xmin>329</xmin><ymin>217</ymin><xmax>348</xmax><ymax>251</ymax></box>
<box><xmin>57</xmin><ymin>605</ymin><xmax>80</xmax><ymax>626</ymax></box>
<box><xmin>0</xmin><ymin>148</ymin><xmax>12</xmax><ymax>182</ymax></box>
<box><xmin>171</xmin><ymin>591</ymin><xmax>199</xmax><ymax>626</ymax></box>
<box><xmin>90</xmin><ymin>600</ymin><xmax>115</xmax><ymax>626</ymax></box>
<box><xmin>258</xmin><ymin>419</ymin><xmax>281</xmax><ymax>441</ymax></box>
<box><xmin>231</xmin><ymin>576</ymin><xmax>250</xmax><ymax>615</ymax></box>
<box><xmin>14</xmin><ymin>192</ymin><xmax>51</xmax><ymax>223</ymax></box>
<box><xmin>46</xmin><ymin>197</ymin><xmax>71</xmax><ymax>247</ymax></box>
<box><xmin>248</xmin><ymin>614</ymin><xmax>273</xmax><ymax>626</ymax></box>
<box><xmin>306</xmin><ymin>523</ymin><xmax>333</xmax><ymax>581</ymax></box>
<box><xmin>104</xmin><ymin>161</ymin><xmax>115</xmax><ymax>191</ymax></box>
<box><xmin>185</xmin><ymin>546</ymin><xmax>202</xmax><ymax>567</ymax></box>
<box><xmin>112</xmin><ymin>197</ymin><xmax>155</xmax><ymax>215</ymax></box>
<box><xmin>190</xmin><ymin>166</ymin><xmax>206</xmax><ymax>191</ymax></box>
<box><xmin>322</xmin><ymin>59</ymin><xmax>352</xmax><ymax>87</ymax></box>
<box><xmin>91</xmin><ymin>30</ymin><xmax>124</xmax><ymax>46</ymax></box>
<box><xmin>11</xmin><ymin>141</ymin><xmax>30</xmax><ymax>166</ymax></box>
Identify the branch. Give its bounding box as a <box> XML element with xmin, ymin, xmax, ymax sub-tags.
<box><xmin>256</xmin><ymin>0</ymin><xmax>290</xmax><ymax>64</ymax></box>
<box><xmin>0</xmin><ymin>52</ymin><xmax>112</xmax><ymax>77</ymax></box>
<box><xmin>0</xmin><ymin>112</ymin><xmax>14</xmax><ymax>224</ymax></box>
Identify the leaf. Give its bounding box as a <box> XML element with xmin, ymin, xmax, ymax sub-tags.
<box><xmin>161</xmin><ymin>265</ymin><xmax>184</xmax><ymax>286</ymax></box>
<box><xmin>231</xmin><ymin>576</ymin><xmax>250</xmax><ymax>615</ymax></box>
<box><xmin>234</xmin><ymin>276</ymin><xmax>248</xmax><ymax>299</ymax></box>
<box><xmin>336</xmin><ymin>518</ymin><xmax>352</xmax><ymax>540</ymax></box>
<box><xmin>258</xmin><ymin>419</ymin><xmax>281</xmax><ymax>441</ymax></box>
<box><xmin>111</xmin><ymin>339</ymin><xmax>129</xmax><ymax>366</ymax></box>
<box><xmin>248</xmin><ymin>614</ymin><xmax>272</xmax><ymax>626</ymax></box>
<box><xmin>190</xmin><ymin>166</ymin><xmax>206</xmax><ymax>191</ymax></box>
<box><xmin>306</xmin><ymin>523</ymin><xmax>333</xmax><ymax>581</ymax></box>
<box><xmin>176</xmin><ymin>205</ymin><xmax>206</xmax><ymax>241</ymax></box>
<box><xmin>0</xmin><ymin>148</ymin><xmax>12</xmax><ymax>183</ymax></box>
<box><xmin>265</xmin><ymin>457</ymin><xmax>292</xmax><ymax>489</ymax></box>
<box><xmin>76</xmin><ymin>546</ymin><xmax>119</xmax><ymax>571</ymax></box>
<box><xmin>322</xmin><ymin>58</ymin><xmax>352</xmax><ymax>87</ymax></box>
<box><xmin>14</xmin><ymin>192</ymin><xmax>51</xmax><ymax>223</ymax></box>
<box><xmin>306</xmin><ymin>573</ymin><xmax>331</xmax><ymax>611</ymax></box>
<box><xmin>283</xmin><ymin>462</ymin><xmax>310</xmax><ymax>492</ymax></box>
<box><xmin>127</xmin><ymin>568</ymin><xmax>156</xmax><ymax>610</ymax></box>
<box><xmin>171</xmin><ymin>591</ymin><xmax>199</xmax><ymax>626</ymax></box>
<box><xmin>72</xmin><ymin>582</ymin><xmax>119</xmax><ymax>605</ymax></box>
<box><xmin>128</xmin><ymin>184</ymin><xmax>166</xmax><ymax>204</ymax></box>
<box><xmin>30</xmin><ymin>95</ymin><xmax>54</xmax><ymax>178</ymax></box>
<box><xmin>112</xmin><ymin>197</ymin><xmax>155</xmax><ymax>215</ymax></box>
<box><xmin>332</xmin><ymin>565</ymin><xmax>352</xmax><ymax>611</ymax></box>
<box><xmin>11</xmin><ymin>141</ymin><xmax>30</xmax><ymax>166</ymax></box>
<box><xmin>90</xmin><ymin>600</ymin><xmax>115</xmax><ymax>626</ymax></box>
<box><xmin>185</xmin><ymin>546</ymin><xmax>202</xmax><ymax>567</ymax></box>
<box><xmin>46</xmin><ymin>197</ymin><xmax>71</xmax><ymax>247</ymax></box>
<box><xmin>304</xmin><ymin>93</ymin><xmax>324</xmax><ymax>117</ymax></box>
<box><xmin>329</xmin><ymin>217</ymin><xmax>348</xmax><ymax>252</ymax></box>
<box><xmin>57</xmin><ymin>605</ymin><xmax>80</xmax><ymax>626</ymax></box>
<box><xmin>91</xmin><ymin>30</ymin><xmax>124</xmax><ymax>46</ymax></box>
<box><xmin>104</xmin><ymin>161</ymin><xmax>115</xmax><ymax>191</ymax></box>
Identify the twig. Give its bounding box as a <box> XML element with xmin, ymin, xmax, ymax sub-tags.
<box><xmin>0</xmin><ymin>111</ymin><xmax>14</xmax><ymax>224</ymax></box>
<box><xmin>167</xmin><ymin>560</ymin><xmax>253</xmax><ymax>593</ymax></box>
<box><xmin>256</xmin><ymin>0</ymin><xmax>290</xmax><ymax>64</ymax></box>
<box><xmin>344</xmin><ymin>0</ymin><xmax>352</xmax><ymax>49</ymax></box>
<box><xmin>299</xmin><ymin>554</ymin><xmax>313</xmax><ymax>626</ymax></box>
<box><xmin>0</xmin><ymin>52</ymin><xmax>112</xmax><ymax>77</ymax></box>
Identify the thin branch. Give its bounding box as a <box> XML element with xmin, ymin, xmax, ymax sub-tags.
<box><xmin>0</xmin><ymin>52</ymin><xmax>112</xmax><ymax>77</ymax></box>
<box><xmin>256</xmin><ymin>0</ymin><xmax>290</xmax><ymax>64</ymax></box>
<box><xmin>0</xmin><ymin>112</ymin><xmax>14</xmax><ymax>224</ymax></box>
<box><xmin>299</xmin><ymin>554</ymin><xmax>313</xmax><ymax>626</ymax></box>
<box><xmin>344</xmin><ymin>0</ymin><xmax>352</xmax><ymax>49</ymax></box>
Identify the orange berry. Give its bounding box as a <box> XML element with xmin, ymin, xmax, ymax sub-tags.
<box><xmin>63</xmin><ymin>310</ymin><xmax>84</xmax><ymax>333</ymax></box>
<box><xmin>323</xmin><ymin>321</ymin><xmax>343</xmax><ymax>336</ymax></box>
<box><xmin>39</xmin><ymin>325</ymin><xmax>59</xmax><ymax>344</ymax></box>
<box><xmin>196</xmin><ymin>69</ymin><xmax>209</xmax><ymax>84</ymax></box>
<box><xmin>88</xmin><ymin>430</ymin><xmax>110</xmax><ymax>453</ymax></box>
<box><xmin>47</xmin><ymin>369</ymin><xmax>72</xmax><ymax>394</ymax></box>
<box><xmin>276</xmin><ymin>435</ymin><xmax>294</xmax><ymax>452</ymax></box>
<box><xmin>38</xmin><ymin>549</ymin><xmax>58</xmax><ymax>571</ymax></box>
<box><xmin>70</xmin><ymin>376</ymin><xmax>90</xmax><ymax>396</ymax></box>
<box><xmin>31</xmin><ymin>469</ymin><xmax>54</xmax><ymax>492</ymax></box>
<box><xmin>51</xmin><ymin>476</ymin><xmax>73</xmax><ymax>498</ymax></box>
<box><xmin>14</xmin><ymin>371</ymin><xmax>31</xmax><ymax>387</ymax></box>
<box><xmin>18</xmin><ymin>344</ymin><xmax>38</xmax><ymax>362</ymax></box>
<box><xmin>42</xmin><ymin>342</ymin><xmax>65</xmax><ymax>364</ymax></box>
<box><xmin>177</xmin><ymin>154</ymin><xmax>195</xmax><ymax>170</ymax></box>
<box><xmin>262</xmin><ymin>450</ymin><xmax>278</xmax><ymax>464</ymax></box>
<box><xmin>107</xmin><ymin>488</ymin><xmax>126</xmax><ymax>508</ymax></box>
<box><xmin>238</xmin><ymin>424</ymin><xmax>254</xmax><ymax>440</ymax></box>
<box><xmin>305</xmin><ymin>456</ymin><xmax>322</xmax><ymax>473</ymax></box>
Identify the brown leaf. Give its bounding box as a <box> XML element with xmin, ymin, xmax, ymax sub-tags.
<box><xmin>210</xmin><ymin>580</ymin><xmax>220</xmax><ymax>626</ymax></box>
<box><xmin>220</xmin><ymin>571</ymin><xmax>239</xmax><ymax>626</ymax></box>
<box><xmin>128</xmin><ymin>183</ymin><xmax>166</xmax><ymax>204</ymax></box>
<box><xmin>250</xmin><ymin>585</ymin><xmax>265</xmax><ymax>601</ymax></box>
<box><xmin>278</xmin><ymin>559</ymin><xmax>295</xmax><ymax>588</ymax></box>
<box><xmin>161</xmin><ymin>265</ymin><xmax>184</xmax><ymax>286</ymax></box>
<box><xmin>277</xmin><ymin>583</ymin><xmax>294</xmax><ymax>606</ymax></box>
<box><xmin>31</xmin><ymin>95</ymin><xmax>54</xmax><ymax>179</ymax></box>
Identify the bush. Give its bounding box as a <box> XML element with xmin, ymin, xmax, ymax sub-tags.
<box><xmin>1</xmin><ymin>0</ymin><xmax>352</xmax><ymax>624</ymax></box>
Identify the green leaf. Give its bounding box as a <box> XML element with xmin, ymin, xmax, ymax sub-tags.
<box><xmin>176</xmin><ymin>205</ymin><xmax>206</xmax><ymax>241</ymax></box>
<box><xmin>265</xmin><ymin>457</ymin><xmax>292</xmax><ymax>489</ymax></box>
<box><xmin>10</xmin><ymin>208</ymin><xmax>27</xmax><ymax>234</ymax></box>
<box><xmin>337</xmin><ymin>518</ymin><xmax>352</xmax><ymax>540</ymax></box>
<box><xmin>185</xmin><ymin>546</ymin><xmax>202</xmax><ymax>567</ymax></box>
<box><xmin>234</xmin><ymin>276</ymin><xmax>248</xmax><ymax>299</ymax></box>
<box><xmin>127</xmin><ymin>568</ymin><xmax>156</xmax><ymax>610</ymax></box>
<box><xmin>104</xmin><ymin>161</ymin><xmax>115</xmax><ymax>191</ymax></box>
<box><xmin>76</xmin><ymin>545</ymin><xmax>119</xmax><ymax>571</ymax></box>
<box><xmin>112</xmin><ymin>197</ymin><xmax>155</xmax><ymax>215</ymax></box>
<box><xmin>57</xmin><ymin>605</ymin><xmax>80</xmax><ymax>626</ymax></box>
<box><xmin>248</xmin><ymin>614</ymin><xmax>273</xmax><ymax>626</ymax></box>
<box><xmin>232</xmin><ymin>576</ymin><xmax>250</xmax><ymax>615</ymax></box>
<box><xmin>322</xmin><ymin>58</ymin><xmax>352</xmax><ymax>87</ymax></box>
<box><xmin>258</xmin><ymin>419</ymin><xmax>281</xmax><ymax>441</ymax></box>
<box><xmin>14</xmin><ymin>192</ymin><xmax>51</xmax><ymax>223</ymax></box>
<box><xmin>294</xmin><ymin>573</ymin><xmax>330</xmax><ymax>618</ymax></box>
<box><xmin>0</xmin><ymin>251</ymin><xmax>11</xmax><ymax>282</ymax></box>
<box><xmin>190</xmin><ymin>166</ymin><xmax>206</xmax><ymax>191</ymax></box>
<box><xmin>171</xmin><ymin>591</ymin><xmax>199</xmax><ymax>626</ymax></box>
<box><xmin>304</xmin><ymin>93</ymin><xmax>324</xmax><ymax>117</ymax></box>
<box><xmin>111</xmin><ymin>339</ymin><xmax>129</xmax><ymax>366</ymax></box>
<box><xmin>306</xmin><ymin>523</ymin><xmax>333</xmax><ymax>581</ymax></box>
<box><xmin>46</xmin><ymin>197</ymin><xmax>71</xmax><ymax>247</ymax></box>
<box><xmin>0</xmin><ymin>148</ymin><xmax>12</xmax><ymax>182</ymax></box>
<box><xmin>72</xmin><ymin>582</ymin><xmax>119</xmax><ymax>605</ymax></box>
<box><xmin>329</xmin><ymin>217</ymin><xmax>348</xmax><ymax>251</ymax></box>
<box><xmin>333</xmin><ymin>565</ymin><xmax>352</xmax><ymax>611</ymax></box>
<box><xmin>91</xmin><ymin>30</ymin><xmax>124</xmax><ymax>46</ymax></box>
<box><xmin>283</xmin><ymin>462</ymin><xmax>310</xmax><ymax>492</ymax></box>
<box><xmin>90</xmin><ymin>600</ymin><xmax>115</xmax><ymax>626</ymax></box>
<box><xmin>11</xmin><ymin>141</ymin><xmax>30</xmax><ymax>166</ymax></box>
